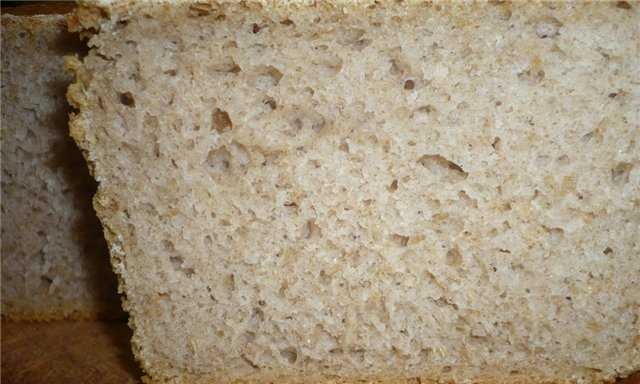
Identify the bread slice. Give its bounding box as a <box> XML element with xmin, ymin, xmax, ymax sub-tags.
<box><xmin>1</xmin><ymin>14</ymin><xmax>122</xmax><ymax>320</ymax></box>
<box><xmin>67</xmin><ymin>1</ymin><xmax>640</xmax><ymax>382</ymax></box>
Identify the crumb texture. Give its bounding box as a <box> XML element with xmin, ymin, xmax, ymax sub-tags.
<box><xmin>69</xmin><ymin>1</ymin><xmax>640</xmax><ymax>383</ymax></box>
<box><xmin>1</xmin><ymin>14</ymin><xmax>122</xmax><ymax>320</ymax></box>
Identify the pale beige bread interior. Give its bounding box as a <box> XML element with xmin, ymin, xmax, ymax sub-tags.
<box><xmin>1</xmin><ymin>14</ymin><xmax>122</xmax><ymax>320</ymax></box>
<box><xmin>68</xmin><ymin>1</ymin><xmax>639</xmax><ymax>383</ymax></box>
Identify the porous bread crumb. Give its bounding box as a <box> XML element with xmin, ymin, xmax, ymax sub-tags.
<box><xmin>1</xmin><ymin>14</ymin><xmax>122</xmax><ymax>320</ymax></box>
<box><xmin>68</xmin><ymin>1</ymin><xmax>640</xmax><ymax>383</ymax></box>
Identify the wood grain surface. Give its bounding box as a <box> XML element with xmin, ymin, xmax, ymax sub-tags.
<box><xmin>0</xmin><ymin>2</ymin><xmax>74</xmax><ymax>16</ymax></box>
<box><xmin>1</xmin><ymin>320</ymin><xmax>142</xmax><ymax>384</ymax></box>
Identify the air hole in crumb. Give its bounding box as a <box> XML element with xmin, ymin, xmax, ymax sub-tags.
<box><xmin>169</xmin><ymin>255</ymin><xmax>184</xmax><ymax>270</ymax></box>
<box><xmin>252</xmin><ymin>307</ymin><xmax>265</xmax><ymax>322</ymax></box>
<box><xmin>284</xmin><ymin>201</ymin><xmax>298</xmax><ymax>209</ymax></box>
<box><xmin>339</xmin><ymin>140</ymin><xmax>349</xmax><ymax>152</ymax></box>
<box><xmin>389</xmin><ymin>52</ymin><xmax>412</xmax><ymax>76</ymax></box>
<box><xmin>204</xmin><ymin>235</ymin><xmax>213</xmax><ymax>247</ymax></box>
<box><xmin>183</xmin><ymin>268</ymin><xmax>195</xmax><ymax>277</ymax></box>
<box><xmin>535</xmin><ymin>17</ymin><xmax>562</xmax><ymax>39</ymax></box>
<box><xmin>446</xmin><ymin>247</ymin><xmax>462</xmax><ymax>266</ymax></box>
<box><xmin>212</xmin><ymin>108</ymin><xmax>233</xmax><ymax>132</ymax></box>
<box><xmin>418</xmin><ymin>154</ymin><xmax>468</xmax><ymax>180</ymax></box>
<box><xmin>442</xmin><ymin>366</ymin><xmax>452</xmax><ymax>373</ymax></box>
<box><xmin>280</xmin><ymin>347</ymin><xmax>298</xmax><ymax>364</ymax></box>
<box><xmin>312</xmin><ymin>54</ymin><xmax>343</xmax><ymax>76</ymax></box>
<box><xmin>337</xmin><ymin>27</ymin><xmax>370</xmax><ymax>50</ymax></box>
<box><xmin>458</xmin><ymin>190</ymin><xmax>477</xmax><ymax>208</ymax></box>
<box><xmin>581</xmin><ymin>131</ymin><xmax>594</xmax><ymax>143</ymax></box>
<box><xmin>603</xmin><ymin>247</ymin><xmax>613</xmax><ymax>255</ymax></box>
<box><xmin>206</xmin><ymin>147</ymin><xmax>231</xmax><ymax>171</ymax></box>
<box><xmin>162</xmin><ymin>240</ymin><xmax>175</xmax><ymax>252</ymax></box>
<box><xmin>164</xmin><ymin>69</ymin><xmax>177</xmax><ymax>76</ymax></box>
<box><xmin>404</xmin><ymin>79</ymin><xmax>415</xmax><ymax>90</ymax></box>
<box><xmin>251</xmin><ymin>23</ymin><xmax>261</xmax><ymax>33</ymax></box>
<box><xmin>391</xmin><ymin>234</ymin><xmax>409</xmax><ymax>247</ymax></box>
<box><xmin>303</xmin><ymin>219</ymin><xmax>322</xmax><ymax>239</ymax></box>
<box><xmin>556</xmin><ymin>154</ymin><xmax>570</xmax><ymax>166</ymax></box>
<box><xmin>119</xmin><ymin>92</ymin><xmax>135</xmax><ymax>107</ymax></box>
<box><xmin>280</xmin><ymin>19</ymin><xmax>295</xmax><ymax>26</ymax></box>
<box><xmin>532</xmin><ymin>189</ymin><xmax>541</xmax><ymax>200</ymax></box>
<box><xmin>263</xmin><ymin>97</ymin><xmax>277</xmax><ymax>110</ymax></box>
<box><xmin>230</xmin><ymin>141</ymin><xmax>250</xmax><ymax>166</ymax></box>
<box><xmin>241</xmin><ymin>354</ymin><xmax>259</xmax><ymax>369</ymax></box>
<box><xmin>491</xmin><ymin>137</ymin><xmax>501</xmax><ymax>151</ymax></box>
<box><xmin>616</xmin><ymin>1</ymin><xmax>632</xmax><ymax>9</ymax></box>
<box><xmin>309</xmin><ymin>159</ymin><xmax>321</xmax><ymax>168</ymax></box>
<box><xmin>611</xmin><ymin>162</ymin><xmax>633</xmax><ymax>184</ymax></box>
<box><xmin>545</xmin><ymin>227</ymin><xmax>564</xmax><ymax>243</ymax></box>
<box><xmin>279</xmin><ymin>281</ymin><xmax>288</xmax><ymax>296</ymax></box>
<box><xmin>225</xmin><ymin>274</ymin><xmax>235</xmax><ymax>291</ymax></box>
<box><xmin>319</xmin><ymin>270</ymin><xmax>331</xmax><ymax>285</ymax></box>
<box><xmin>535</xmin><ymin>155</ymin><xmax>550</xmax><ymax>166</ymax></box>
<box><xmin>388</xmin><ymin>179</ymin><xmax>399</xmax><ymax>192</ymax></box>
<box><xmin>255</xmin><ymin>65</ymin><xmax>283</xmax><ymax>89</ymax></box>
<box><xmin>289</xmin><ymin>110</ymin><xmax>326</xmax><ymax>134</ymax></box>
<box><xmin>212</xmin><ymin>56</ymin><xmax>241</xmax><ymax>73</ymax></box>
<box><xmin>416</xmin><ymin>105</ymin><xmax>435</xmax><ymax>114</ymax></box>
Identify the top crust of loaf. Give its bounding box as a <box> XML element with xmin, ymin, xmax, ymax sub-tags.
<box><xmin>68</xmin><ymin>1</ymin><xmax>640</xmax><ymax>383</ymax></box>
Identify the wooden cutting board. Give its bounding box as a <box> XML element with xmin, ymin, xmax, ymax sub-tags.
<box><xmin>0</xmin><ymin>2</ymin><xmax>74</xmax><ymax>16</ymax></box>
<box><xmin>1</xmin><ymin>320</ymin><xmax>142</xmax><ymax>384</ymax></box>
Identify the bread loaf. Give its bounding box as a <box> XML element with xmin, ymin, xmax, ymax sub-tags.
<box><xmin>1</xmin><ymin>14</ymin><xmax>122</xmax><ymax>320</ymax></box>
<box><xmin>67</xmin><ymin>1</ymin><xmax>639</xmax><ymax>382</ymax></box>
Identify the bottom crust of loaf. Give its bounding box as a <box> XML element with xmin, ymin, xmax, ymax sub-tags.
<box><xmin>139</xmin><ymin>372</ymin><xmax>639</xmax><ymax>384</ymax></box>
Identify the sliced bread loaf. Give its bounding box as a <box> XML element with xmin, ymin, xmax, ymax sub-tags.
<box><xmin>1</xmin><ymin>14</ymin><xmax>122</xmax><ymax>320</ymax></box>
<box><xmin>68</xmin><ymin>1</ymin><xmax>639</xmax><ymax>382</ymax></box>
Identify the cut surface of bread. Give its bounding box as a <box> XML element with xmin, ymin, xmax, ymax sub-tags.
<box><xmin>1</xmin><ymin>14</ymin><xmax>122</xmax><ymax>320</ymax></box>
<box><xmin>68</xmin><ymin>1</ymin><xmax>639</xmax><ymax>383</ymax></box>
